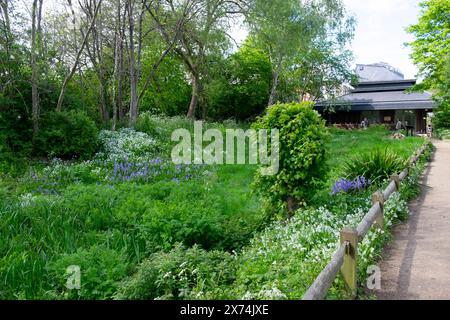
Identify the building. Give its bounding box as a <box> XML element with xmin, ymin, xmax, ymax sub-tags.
<box><xmin>316</xmin><ymin>63</ymin><xmax>435</xmax><ymax>133</ymax></box>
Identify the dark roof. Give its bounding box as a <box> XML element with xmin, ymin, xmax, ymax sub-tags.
<box><xmin>353</xmin><ymin>79</ymin><xmax>416</xmax><ymax>92</ymax></box>
<box><xmin>316</xmin><ymin>79</ymin><xmax>435</xmax><ymax>111</ymax></box>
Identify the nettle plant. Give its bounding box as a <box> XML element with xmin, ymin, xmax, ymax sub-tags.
<box><xmin>252</xmin><ymin>102</ymin><xmax>330</xmax><ymax>217</ymax></box>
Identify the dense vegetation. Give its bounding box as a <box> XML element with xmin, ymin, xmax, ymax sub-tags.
<box><xmin>0</xmin><ymin>0</ymin><xmax>441</xmax><ymax>301</ymax></box>
<box><xmin>0</xmin><ymin>119</ymin><xmax>426</xmax><ymax>299</ymax></box>
<box><xmin>0</xmin><ymin>0</ymin><xmax>355</xmax><ymax>167</ymax></box>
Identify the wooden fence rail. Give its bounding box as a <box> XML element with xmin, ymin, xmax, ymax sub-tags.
<box><xmin>302</xmin><ymin>141</ymin><xmax>431</xmax><ymax>300</ymax></box>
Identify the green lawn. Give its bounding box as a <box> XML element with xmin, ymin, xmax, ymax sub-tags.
<box><xmin>326</xmin><ymin>126</ymin><xmax>423</xmax><ymax>182</ymax></box>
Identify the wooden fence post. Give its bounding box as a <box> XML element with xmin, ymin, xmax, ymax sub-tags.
<box><xmin>372</xmin><ymin>191</ymin><xmax>385</xmax><ymax>230</ymax></box>
<box><xmin>391</xmin><ymin>174</ymin><xmax>400</xmax><ymax>191</ymax></box>
<box><xmin>340</xmin><ymin>227</ymin><xmax>358</xmax><ymax>298</ymax></box>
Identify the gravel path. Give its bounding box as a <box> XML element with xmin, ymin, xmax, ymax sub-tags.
<box><xmin>376</xmin><ymin>140</ymin><xmax>450</xmax><ymax>300</ymax></box>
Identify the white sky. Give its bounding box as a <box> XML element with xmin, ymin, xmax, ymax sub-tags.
<box><xmin>230</xmin><ymin>0</ymin><xmax>423</xmax><ymax>79</ymax></box>
<box><xmin>344</xmin><ymin>0</ymin><xmax>422</xmax><ymax>79</ymax></box>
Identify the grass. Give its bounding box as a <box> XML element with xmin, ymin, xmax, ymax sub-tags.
<box><xmin>0</xmin><ymin>123</ymin><xmax>426</xmax><ymax>300</ymax></box>
<box><xmin>326</xmin><ymin>126</ymin><xmax>423</xmax><ymax>183</ymax></box>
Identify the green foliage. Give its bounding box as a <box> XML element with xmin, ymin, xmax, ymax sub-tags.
<box><xmin>115</xmin><ymin>244</ymin><xmax>236</xmax><ymax>300</ymax></box>
<box><xmin>435</xmin><ymin>128</ymin><xmax>450</xmax><ymax>140</ymax></box>
<box><xmin>247</xmin><ymin>0</ymin><xmax>355</xmax><ymax>103</ymax></box>
<box><xmin>323</xmin><ymin>126</ymin><xmax>423</xmax><ymax>184</ymax></box>
<box><xmin>408</xmin><ymin>0</ymin><xmax>450</xmax><ymax>91</ymax></box>
<box><xmin>342</xmin><ymin>149</ymin><xmax>407</xmax><ymax>186</ymax></box>
<box><xmin>135</xmin><ymin>112</ymin><xmax>243</xmax><ymax>157</ymax></box>
<box><xmin>0</xmin><ymin>116</ymin><xmax>265</xmax><ymax>299</ymax></box>
<box><xmin>206</xmin><ymin>45</ymin><xmax>272</xmax><ymax>120</ymax></box>
<box><xmin>431</xmin><ymin>56</ymin><xmax>450</xmax><ymax>130</ymax></box>
<box><xmin>211</xmin><ymin>190</ymin><xmax>410</xmax><ymax>300</ymax></box>
<box><xmin>252</xmin><ymin>102</ymin><xmax>329</xmax><ymax>215</ymax></box>
<box><xmin>139</xmin><ymin>50</ymin><xmax>191</xmax><ymax>116</ymax></box>
<box><xmin>0</xmin><ymin>119</ymin><xmax>428</xmax><ymax>300</ymax></box>
<box><xmin>35</xmin><ymin>110</ymin><xmax>98</xmax><ymax>159</ymax></box>
<box><xmin>433</xmin><ymin>101</ymin><xmax>450</xmax><ymax>129</ymax></box>
<box><xmin>46</xmin><ymin>245</ymin><xmax>130</xmax><ymax>300</ymax></box>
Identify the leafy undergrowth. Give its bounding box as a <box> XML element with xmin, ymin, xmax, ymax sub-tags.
<box><xmin>0</xmin><ymin>118</ymin><xmax>428</xmax><ymax>300</ymax></box>
<box><xmin>435</xmin><ymin>128</ymin><xmax>450</xmax><ymax>140</ymax></box>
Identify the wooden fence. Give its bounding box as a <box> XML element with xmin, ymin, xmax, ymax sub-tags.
<box><xmin>302</xmin><ymin>141</ymin><xmax>431</xmax><ymax>300</ymax></box>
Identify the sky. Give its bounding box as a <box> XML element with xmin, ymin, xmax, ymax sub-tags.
<box><xmin>343</xmin><ymin>0</ymin><xmax>422</xmax><ymax>79</ymax></box>
<box><xmin>230</xmin><ymin>0</ymin><xmax>423</xmax><ymax>79</ymax></box>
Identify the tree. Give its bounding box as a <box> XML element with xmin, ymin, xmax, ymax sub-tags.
<box><xmin>432</xmin><ymin>55</ymin><xmax>450</xmax><ymax>129</ymax></box>
<box><xmin>408</xmin><ymin>0</ymin><xmax>450</xmax><ymax>91</ymax></box>
<box><xmin>112</xmin><ymin>0</ymin><xmax>126</xmax><ymax>130</ymax></box>
<box><xmin>56</xmin><ymin>0</ymin><xmax>103</xmax><ymax>112</ymax></box>
<box><xmin>31</xmin><ymin>0</ymin><xmax>43</xmax><ymax>140</ymax></box>
<box><xmin>409</xmin><ymin>0</ymin><xmax>450</xmax><ymax>129</ymax></box>
<box><xmin>0</xmin><ymin>0</ymin><xmax>11</xmax><ymax>70</ymax></box>
<box><xmin>247</xmin><ymin>0</ymin><xmax>355</xmax><ymax>106</ymax></box>
<box><xmin>147</xmin><ymin>0</ymin><xmax>246</xmax><ymax>119</ymax></box>
<box><xmin>80</xmin><ymin>0</ymin><xmax>113</xmax><ymax>124</ymax></box>
<box><xmin>205</xmin><ymin>42</ymin><xmax>272</xmax><ymax>120</ymax></box>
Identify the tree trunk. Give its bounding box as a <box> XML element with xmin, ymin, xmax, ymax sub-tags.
<box><xmin>187</xmin><ymin>72</ymin><xmax>200</xmax><ymax>119</ymax></box>
<box><xmin>268</xmin><ymin>70</ymin><xmax>279</xmax><ymax>107</ymax></box>
<box><xmin>99</xmin><ymin>77</ymin><xmax>109</xmax><ymax>123</ymax></box>
<box><xmin>31</xmin><ymin>0</ymin><xmax>42</xmax><ymax>140</ymax></box>
<box><xmin>287</xmin><ymin>196</ymin><xmax>297</xmax><ymax>218</ymax></box>
<box><xmin>118</xmin><ymin>2</ymin><xmax>126</xmax><ymax>122</ymax></box>
<box><xmin>112</xmin><ymin>0</ymin><xmax>121</xmax><ymax>131</ymax></box>
<box><xmin>128</xmin><ymin>0</ymin><xmax>138</xmax><ymax>127</ymax></box>
<box><xmin>0</xmin><ymin>0</ymin><xmax>11</xmax><ymax>35</ymax></box>
<box><xmin>56</xmin><ymin>0</ymin><xmax>103</xmax><ymax>112</ymax></box>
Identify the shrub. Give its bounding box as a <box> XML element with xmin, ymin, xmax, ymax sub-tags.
<box><xmin>342</xmin><ymin>149</ymin><xmax>407</xmax><ymax>186</ymax></box>
<box><xmin>114</xmin><ymin>244</ymin><xmax>236</xmax><ymax>300</ymax></box>
<box><xmin>433</xmin><ymin>101</ymin><xmax>450</xmax><ymax>129</ymax></box>
<box><xmin>252</xmin><ymin>102</ymin><xmax>329</xmax><ymax>216</ymax></box>
<box><xmin>36</xmin><ymin>110</ymin><xmax>98</xmax><ymax>159</ymax></box>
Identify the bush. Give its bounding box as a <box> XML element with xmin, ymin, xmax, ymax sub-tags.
<box><xmin>433</xmin><ymin>101</ymin><xmax>450</xmax><ymax>129</ymax></box>
<box><xmin>36</xmin><ymin>110</ymin><xmax>98</xmax><ymax>159</ymax></box>
<box><xmin>115</xmin><ymin>244</ymin><xmax>236</xmax><ymax>300</ymax></box>
<box><xmin>342</xmin><ymin>149</ymin><xmax>407</xmax><ymax>186</ymax></box>
<box><xmin>252</xmin><ymin>102</ymin><xmax>329</xmax><ymax>216</ymax></box>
